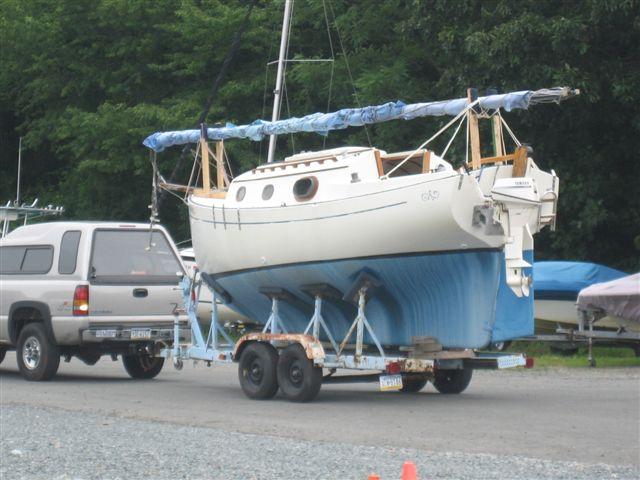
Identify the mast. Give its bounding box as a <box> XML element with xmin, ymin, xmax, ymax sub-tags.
<box><xmin>267</xmin><ymin>0</ymin><xmax>293</xmax><ymax>163</ymax></box>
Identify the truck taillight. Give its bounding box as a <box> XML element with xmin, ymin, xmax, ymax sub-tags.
<box><xmin>73</xmin><ymin>285</ymin><xmax>89</xmax><ymax>316</ymax></box>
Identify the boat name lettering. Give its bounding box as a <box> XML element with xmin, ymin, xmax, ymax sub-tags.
<box><xmin>421</xmin><ymin>190</ymin><xmax>440</xmax><ymax>201</ymax></box>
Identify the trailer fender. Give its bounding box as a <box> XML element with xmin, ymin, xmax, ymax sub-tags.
<box><xmin>233</xmin><ymin>333</ymin><xmax>325</xmax><ymax>362</ymax></box>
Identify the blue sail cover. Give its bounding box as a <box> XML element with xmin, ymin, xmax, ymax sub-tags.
<box><xmin>143</xmin><ymin>87</ymin><xmax>575</xmax><ymax>152</ymax></box>
<box><xmin>533</xmin><ymin>261</ymin><xmax>627</xmax><ymax>301</ymax></box>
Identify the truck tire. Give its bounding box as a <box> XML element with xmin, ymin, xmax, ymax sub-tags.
<box><xmin>400</xmin><ymin>373</ymin><xmax>429</xmax><ymax>393</ymax></box>
<box><xmin>122</xmin><ymin>354</ymin><xmax>164</xmax><ymax>379</ymax></box>
<box><xmin>433</xmin><ymin>368</ymin><xmax>473</xmax><ymax>394</ymax></box>
<box><xmin>238</xmin><ymin>342</ymin><xmax>279</xmax><ymax>399</ymax></box>
<box><xmin>16</xmin><ymin>323</ymin><xmax>60</xmax><ymax>381</ymax></box>
<box><xmin>277</xmin><ymin>343</ymin><xmax>322</xmax><ymax>402</ymax></box>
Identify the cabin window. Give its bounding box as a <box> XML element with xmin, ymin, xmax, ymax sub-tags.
<box><xmin>58</xmin><ymin>230</ymin><xmax>81</xmax><ymax>274</ymax></box>
<box><xmin>262</xmin><ymin>184</ymin><xmax>274</xmax><ymax>200</ymax></box>
<box><xmin>236</xmin><ymin>186</ymin><xmax>246</xmax><ymax>202</ymax></box>
<box><xmin>293</xmin><ymin>176</ymin><xmax>318</xmax><ymax>201</ymax></box>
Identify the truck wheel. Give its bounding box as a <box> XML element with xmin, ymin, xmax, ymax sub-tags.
<box><xmin>16</xmin><ymin>323</ymin><xmax>60</xmax><ymax>381</ymax></box>
<box><xmin>400</xmin><ymin>373</ymin><xmax>429</xmax><ymax>393</ymax></box>
<box><xmin>238</xmin><ymin>342</ymin><xmax>279</xmax><ymax>399</ymax></box>
<box><xmin>122</xmin><ymin>354</ymin><xmax>164</xmax><ymax>379</ymax></box>
<box><xmin>277</xmin><ymin>343</ymin><xmax>322</xmax><ymax>402</ymax></box>
<box><xmin>433</xmin><ymin>368</ymin><xmax>473</xmax><ymax>394</ymax></box>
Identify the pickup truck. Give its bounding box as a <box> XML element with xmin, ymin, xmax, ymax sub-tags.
<box><xmin>0</xmin><ymin>221</ymin><xmax>188</xmax><ymax>380</ymax></box>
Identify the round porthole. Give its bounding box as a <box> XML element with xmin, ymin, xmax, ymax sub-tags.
<box><xmin>236</xmin><ymin>186</ymin><xmax>246</xmax><ymax>202</ymax></box>
<box><xmin>262</xmin><ymin>184</ymin><xmax>274</xmax><ymax>200</ymax></box>
<box><xmin>293</xmin><ymin>176</ymin><xmax>318</xmax><ymax>201</ymax></box>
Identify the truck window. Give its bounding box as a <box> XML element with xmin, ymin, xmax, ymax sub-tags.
<box><xmin>20</xmin><ymin>246</ymin><xmax>54</xmax><ymax>274</ymax></box>
<box><xmin>0</xmin><ymin>246</ymin><xmax>25</xmax><ymax>274</ymax></box>
<box><xmin>90</xmin><ymin>230</ymin><xmax>183</xmax><ymax>285</ymax></box>
<box><xmin>58</xmin><ymin>231</ymin><xmax>81</xmax><ymax>274</ymax></box>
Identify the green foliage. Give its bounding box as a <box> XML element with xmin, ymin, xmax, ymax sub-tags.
<box><xmin>1</xmin><ymin>0</ymin><xmax>638</xmax><ymax>269</ymax></box>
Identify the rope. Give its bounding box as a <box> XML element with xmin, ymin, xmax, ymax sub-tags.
<box><xmin>440</xmin><ymin>114</ymin><xmax>466</xmax><ymax>158</ymax></box>
<box><xmin>500</xmin><ymin>115</ymin><xmax>522</xmax><ymax>147</ymax></box>
<box><xmin>160</xmin><ymin>0</ymin><xmax>258</xmax><ymax>204</ymax></box>
<box><xmin>383</xmin><ymin>100</ymin><xmax>479</xmax><ymax>179</ymax></box>
<box><xmin>327</xmin><ymin>0</ymin><xmax>372</xmax><ymax>147</ymax></box>
<box><xmin>322</xmin><ymin>0</ymin><xmax>335</xmax><ymax>149</ymax></box>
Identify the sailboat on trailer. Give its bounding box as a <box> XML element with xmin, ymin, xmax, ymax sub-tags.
<box><xmin>144</xmin><ymin>2</ymin><xmax>577</xmax><ymax>350</ymax></box>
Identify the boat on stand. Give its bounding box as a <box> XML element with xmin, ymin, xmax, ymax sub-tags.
<box><xmin>144</xmin><ymin>2</ymin><xmax>578</xmax><ymax>352</ymax></box>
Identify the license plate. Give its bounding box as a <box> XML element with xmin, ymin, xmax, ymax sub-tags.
<box><xmin>379</xmin><ymin>374</ymin><xmax>403</xmax><ymax>391</ymax></box>
<box><xmin>130</xmin><ymin>329</ymin><xmax>152</xmax><ymax>340</ymax></box>
<box><xmin>95</xmin><ymin>329</ymin><xmax>117</xmax><ymax>338</ymax></box>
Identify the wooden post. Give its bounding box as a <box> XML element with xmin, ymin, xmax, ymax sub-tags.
<box><xmin>216</xmin><ymin>141</ymin><xmax>225</xmax><ymax>190</ymax></box>
<box><xmin>492</xmin><ymin>114</ymin><xmax>504</xmax><ymax>158</ymax></box>
<box><xmin>512</xmin><ymin>146</ymin><xmax>528</xmax><ymax>177</ymax></box>
<box><xmin>200</xmin><ymin>125</ymin><xmax>211</xmax><ymax>192</ymax></box>
<box><xmin>467</xmin><ymin>88</ymin><xmax>481</xmax><ymax>170</ymax></box>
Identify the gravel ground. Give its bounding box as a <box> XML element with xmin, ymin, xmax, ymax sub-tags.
<box><xmin>1</xmin><ymin>404</ymin><xmax>637</xmax><ymax>480</ymax></box>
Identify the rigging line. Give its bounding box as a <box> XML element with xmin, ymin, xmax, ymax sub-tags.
<box><xmin>283</xmin><ymin>76</ymin><xmax>296</xmax><ymax>154</ymax></box>
<box><xmin>266</xmin><ymin>58</ymin><xmax>334</xmax><ymax>65</ymax></box>
<box><xmin>383</xmin><ymin>100</ymin><xmax>479</xmax><ymax>179</ymax></box>
<box><xmin>326</xmin><ymin>0</ymin><xmax>372</xmax><ymax>147</ymax></box>
<box><xmin>440</xmin><ymin>114</ymin><xmax>466</xmax><ymax>158</ymax></box>
<box><xmin>185</xmin><ymin>148</ymin><xmax>201</xmax><ymax>201</ymax></box>
<box><xmin>500</xmin><ymin>115</ymin><xmax>522</xmax><ymax>147</ymax></box>
<box><xmin>322</xmin><ymin>0</ymin><xmax>336</xmax><ymax>149</ymax></box>
<box><xmin>161</xmin><ymin>0</ymin><xmax>258</xmax><ymax>204</ymax></box>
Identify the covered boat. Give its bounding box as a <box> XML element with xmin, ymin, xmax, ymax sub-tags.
<box><xmin>533</xmin><ymin>261</ymin><xmax>633</xmax><ymax>332</ymax></box>
<box><xmin>577</xmin><ymin>273</ymin><xmax>640</xmax><ymax>330</ymax></box>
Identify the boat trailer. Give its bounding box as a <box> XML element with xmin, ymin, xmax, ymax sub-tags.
<box><xmin>161</xmin><ymin>272</ymin><xmax>533</xmax><ymax>402</ymax></box>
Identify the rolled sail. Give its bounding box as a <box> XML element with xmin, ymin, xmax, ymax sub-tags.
<box><xmin>143</xmin><ymin>87</ymin><xmax>577</xmax><ymax>152</ymax></box>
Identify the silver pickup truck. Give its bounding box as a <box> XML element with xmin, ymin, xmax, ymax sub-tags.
<box><xmin>0</xmin><ymin>222</ymin><xmax>188</xmax><ymax>381</ymax></box>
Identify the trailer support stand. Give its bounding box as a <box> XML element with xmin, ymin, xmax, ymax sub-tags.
<box><xmin>303</xmin><ymin>294</ymin><xmax>340</xmax><ymax>355</ymax></box>
<box><xmin>337</xmin><ymin>287</ymin><xmax>386</xmax><ymax>362</ymax></box>
<box><xmin>262</xmin><ymin>297</ymin><xmax>287</xmax><ymax>335</ymax></box>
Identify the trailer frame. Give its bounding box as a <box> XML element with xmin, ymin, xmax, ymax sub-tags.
<box><xmin>161</xmin><ymin>273</ymin><xmax>533</xmax><ymax>401</ymax></box>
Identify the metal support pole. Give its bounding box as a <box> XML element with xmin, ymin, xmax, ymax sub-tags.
<box><xmin>267</xmin><ymin>0</ymin><xmax>293</xmax><ymax>163</ymax></box>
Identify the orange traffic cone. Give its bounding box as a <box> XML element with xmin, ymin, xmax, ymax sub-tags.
<box><xmin>401</xmin><ymin>461</ymin><xmax>418</xmax><ymax>480</ymax></box>
<box><xmin>367</xmin><ymin>474</ymin><xmax>380</xmax><ymax>480</ymax></box>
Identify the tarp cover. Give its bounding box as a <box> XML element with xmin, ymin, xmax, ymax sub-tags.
<box><xmin>533</xmin><ymin>261</ymin><xmax>626</xmax><ymax>300</ymax></box>
<box><xmin>143</xmin><ymin>87</ymin><xmax>575</xmax><ymax>152</ymax></box>
<box><xmin>577</xmin><ymin>273</ymin><xmax>640</xmax><ymax>322</ymax></box>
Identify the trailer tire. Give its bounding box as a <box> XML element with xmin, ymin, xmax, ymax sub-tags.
<box><xmin>277</xmin><ymin>343</ymin><xmax>322</xmax><ymax>402</ymax></box>
<box><xmin>16</xmin><ymin>323</ymin><xmax>60</xmax><ymax>381</ymax></box>
<box><xmin>400</xmin><ymin>373</ymin><xmax>429</xmax><ymax>393</ymax></box>
<box><xmin>122</xmin><ymin>354</ymin><xmax>164</xmax><ymax>379</ymax></box>
<box><xmin>0</xmin><ymin>348</ymin><xmax>6</xmax><ymax>365</ymax></box>
<box><xmin>433</xmin><ymin>368</ymin><xmax>472</xmax><ymax>394</ymax></box>
<box><xmin>238</xmin><ymin>342</ymin><xmax>279</xmax><ymax>400</ymax></box>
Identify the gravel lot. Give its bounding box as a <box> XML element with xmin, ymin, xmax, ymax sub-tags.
<box><xmin>2</xmin><ymin>403</ymin><xmax>638</xmax><ymax>480</ymax></box>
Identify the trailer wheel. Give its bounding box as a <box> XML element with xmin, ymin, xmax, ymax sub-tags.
<box><xmin>238</xmin><ymin>342</ymin><xmax>279</xmax><ymax>400</ymax></box>
<box><xmin>0</xmin><ymin>348</ymin><xmax>6</xmax><ymax>365</ymax></box>
<box><xmin>277</xmin><ymin>343</ymin><xmax>322</xmax><ymax>402</ymax></box>
<box><xmin>400</xmin><ymin>373</ymin><xmax>429</xmax><ymax>393</ymax></box>
<box><xmin>433</xmin><ymin>368</ymin><xmax>473</xmax><ymax>394</ymax></box>
<box><xmin>123</xmin><ymin>354</ymin><xmax>164</xmax><ymax>379</ymax></box>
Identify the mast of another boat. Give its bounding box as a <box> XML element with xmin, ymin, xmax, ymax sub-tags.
<box><xmin>266</xmin><ymin>0</ymin><xmax>293</xmax><ymax>164</ymax></box>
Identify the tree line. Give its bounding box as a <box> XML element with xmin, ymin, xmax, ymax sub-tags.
<box><xmin>1</xmin><ymin>0</ymin><xmax>638</xmax><ymax>270</ymax></box>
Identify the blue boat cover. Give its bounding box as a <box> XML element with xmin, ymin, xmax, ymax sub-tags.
<box><xmin>533</xmin><ymin>261</ymin><xmax>626</xmax><ymax>298</ymax></box>
<box><xmin>143</xmin><ymin>87</ymin><xmax>575</xmax><ymax>152</ymax></box>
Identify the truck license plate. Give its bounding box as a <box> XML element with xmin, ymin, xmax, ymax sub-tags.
<box><xmin>379</xmin><ymin>374</ymin><xmax>403</xmax><ymax>391</ymax></box>
<box><xmin>95</xmin><ymin>329</ymin><xmax>117</xmax><ymax>338</ymax></box>
<box><xmin>131</xmin><ymin>329</ymin><xmax>151</xmax><ymax>340</ymax></box>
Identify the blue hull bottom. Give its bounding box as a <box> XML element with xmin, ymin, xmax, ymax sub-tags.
<box><xmin>213</xmin><ymin>250</ymin><xmax>534</xmax><ymax>349</ymax></box>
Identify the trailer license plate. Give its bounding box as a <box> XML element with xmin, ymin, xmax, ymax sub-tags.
<box><xmin>379</xmin><ymin>374</ymin><xmax>403</xmax><ymax>391</ymax></box>
<box><xmin>95</xmin><ymin>329</ymin><xmax>117</xmax><ymax>338</ymax></box>
<box><xmin>131</xmin><ymin>329</ymin><xmax>151</xmax><ymax>340</ymax></box>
